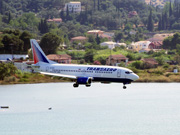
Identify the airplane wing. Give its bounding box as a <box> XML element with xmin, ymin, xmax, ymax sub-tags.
<box><xmin>40</xmin><ymin>72</ymin><xmax>77</xmax><ymax>79</ymax></box>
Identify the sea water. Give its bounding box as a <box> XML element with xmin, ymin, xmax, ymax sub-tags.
<box><xmin>0</xmin><ymin>83</ymin><xmax>180</xmax><ymax>135</ymax></box>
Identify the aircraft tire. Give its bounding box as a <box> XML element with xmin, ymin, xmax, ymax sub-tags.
<box><xmin>73</xmin><ymin>83</ymin><xmax>79</xmax><ymax>88</ymax></box>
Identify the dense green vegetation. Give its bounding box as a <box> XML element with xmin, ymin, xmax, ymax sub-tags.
<box><xmin>1</xmin><ymin>0</ymin><xmax>180</xmax><ymax>84</ymax></box>
<box><xmin>0</xmin><ymin>29</ymin><xmax>31</xmax><ymax>54</ymax></box>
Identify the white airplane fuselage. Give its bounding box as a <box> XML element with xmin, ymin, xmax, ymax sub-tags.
<box><xmin>36</xmin><ymin>62</ymin><xmax>139</xmax><ymax>84</ymax></box>
<box><xmin>30</xmin><ymin>39</ymin><xmax>139</xmax><ymax>89</ymax></box>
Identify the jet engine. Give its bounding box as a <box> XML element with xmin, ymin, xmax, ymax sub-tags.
<box><xmin>77</xmin><ymin>77</ymin><xmax>92</xmax><ymax>84</ymax></box>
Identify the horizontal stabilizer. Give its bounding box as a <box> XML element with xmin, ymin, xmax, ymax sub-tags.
<box><xmin>40</xmin><ymin>72</ymin><xmax>77</xmax><ymax>79</ymax></box>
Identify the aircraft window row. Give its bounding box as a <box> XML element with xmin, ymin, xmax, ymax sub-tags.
<box><xmin>60</xmin><ymin>70</ymin><xmax>93</xmax><ymax>73</ymax></box>
<box><xmin>95</xmin><ymin>71</ymin><xmax>113</xmax><ymax>74</ymax></box>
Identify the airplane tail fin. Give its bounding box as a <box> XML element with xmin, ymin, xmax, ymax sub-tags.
<box><xmin>30</xmin><ymin>39</ymin><xmax>50</xmax><ymax>64</ymax></box>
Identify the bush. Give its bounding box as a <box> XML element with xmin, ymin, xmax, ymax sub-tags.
<box><xmin>163</xmin><ymin>63</ymin><xmax>170</xmax><ymax>69</ymax></box>
<box><xmin>126</xmin><ymin>53</ymin><xmax>136</xmax><ymax>61</ymax></box>
<box><xmin>130</xmin><ymin>61</ymin><xmax>143</xmax><ymax>69</ymax></box>
<box><xmin>0</xmin><ymin>63</ymin><xmax>17</xmax><ymax>80</ymax></box>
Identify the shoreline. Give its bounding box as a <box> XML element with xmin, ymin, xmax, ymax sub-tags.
<box><xmin>1</xmin><ymin>72</ymin><xmax>180</xmax><ymax>85</ymax></box>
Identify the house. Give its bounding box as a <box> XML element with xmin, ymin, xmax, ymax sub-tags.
<box><xmin>87</xmin><ymin>30</ymin><xmax>104</xmax><ymax>36</ymax></box>
<box><xmin>128</xmin><ymin>41</ymin><xmax>151</xmax><ymax>52</ymax></box>
<box><xmin>128</xmin><ymin>42</ymin><xmax>140</xmax><ymax>52</ymax></box>
<box><xmin>103</xmin><ymin>32</ymin><xmax>115</xmax><ymax>37</ymax></box>
<box><xmin>142</xmin><ymin>58</ymin><xmax>158</xmax><ymax>68</ymax></box>
<box><xmin>71</xmin><ymin>36</ymin><xmax>88</xmax><ymax>43</ymax></box>
<box><xmin>47</xmin><ymin>54</ymin><xmax>71</xmax><ymax>64</ymax></box>
<box><xmin>99</xmin><ymin>34</ymin><xmax>112</xmax><ymax>41</ymax></box>
<box><xmin>100</xmin><ymin>42</ymin><xmax>126</xmax><ymax>49</ymax></box>
<box><xmin>64</xmin><ymin>2</ymin><xmax>81</xmax><ymax>13</ymax></box>
<box><xmin>128</xmin><ymin>11</ymin><xmax>138</xmax><ymax>18</ymax></box>
<box><xmin>47</xmin><ymin>18</ymin><xmax>62</xmax><ymax>25</ymax></box>
<box><xmin>100</xmin><ymin>41</ymin><xmax>115</xmax><ymax>49</ymax></box>
<box><xmin>106</xmin><ymin>55</ymin><xmax>128</xmax><ymax>66</ymax></box>
<box><xmin>148</xmin><ymin>41</ymin><xmax>163</xmax><ymax>49</ymax></box>
<box><xmin>147</xmin><ymin>33</ymin><xmax>174</xmax><ymax>43</ymax></box>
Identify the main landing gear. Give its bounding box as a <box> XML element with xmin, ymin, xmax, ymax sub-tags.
<box><xmin>73</xmin><ymin>83</ymin><xmax>79</xmax><ymax>88</ymax></box>
<box><xmin>73</xmin><ymin>83</ymin><xmax>91</xmax><ymax>88</ymax></box>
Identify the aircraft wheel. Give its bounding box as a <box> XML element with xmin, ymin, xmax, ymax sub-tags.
<box><xmin>123</xmin><ymin>86</ymin><xmax>127</xmax><ymax>89</ymax></box>
<box><xmin>86</xmin><ymin>84</ymin><xmax>91</xmax><ymax>87</ymax></box>
<box><xmin>73</xmin><ymin>83</ymin><xmax>79</xmax><ymax>88</ymax></box>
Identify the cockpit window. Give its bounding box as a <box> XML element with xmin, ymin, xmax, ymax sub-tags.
<box><xmin>125</xmin><ymin>71</ymin><xmax>133</xmax><ymax>74</ymax></box>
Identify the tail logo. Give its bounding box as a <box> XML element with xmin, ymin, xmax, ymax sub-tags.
<box><xmin>31</xmin><ymin>41</ymin><xmax>49</xmax><ymax>64</ymax></box>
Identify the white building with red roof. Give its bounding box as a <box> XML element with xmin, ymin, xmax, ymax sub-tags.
<box><xmin>47</xmin><ymin>18</ymin><xmax>62</xmax><ymax>25</ymax></box>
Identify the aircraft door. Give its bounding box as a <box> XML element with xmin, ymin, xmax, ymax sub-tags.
<box><xmin>117</xmin><ymin>69</ymin><xmax>121</xmax><ymax>78</ymax></box>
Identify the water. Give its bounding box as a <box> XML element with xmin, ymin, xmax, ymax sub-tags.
<box><xmin>0</xmin><ymin>83</ymin><xmax>180</xmax><ymax>135</ymax></box>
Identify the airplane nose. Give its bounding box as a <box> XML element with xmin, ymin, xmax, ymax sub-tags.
<box><xmin>132</xmin><ymin>73</ymin><xmax>139</xmax><ymax>81</ymax></box>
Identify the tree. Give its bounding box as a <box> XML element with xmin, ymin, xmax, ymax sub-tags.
<box><xmin>93</xmin><ymin>0</ymin><xmax>96</xmax><ymax>10</ymax></box>
<box><xmin>0</xmin><ymin>0</ymin><xmax>4</xmax><ymax>14</ymax></box>
<box><xmin>2</xmin><ymin>33</ymin><xmax>24</xmax><ymax>54</ymax></box>
<box><xmin>176</xmin><ymin>44</ymin><xmax>180</xmax><ymax>55</ymax></box>
<box><xmin>20</xmin><ymin>31</ymin><xmax>32</xmax><ymax>52</ymax></box>
<box><xmin>147</xmin><ymin>9</ymin><xmax>154</xmax><ymax>31</ymax></box>
<box><xmin>158</xmin><ymin>15</ymin><xmax>162</xmax><ymax>30</ymax></box>
<box><xmin>84</xmin><ymin>49</ymin><xmax>97</xmax><ymax>63</ymax></box>
<box><xmin>8</xmin><ymin>11</ymin><xmax>12</xmax><ymax>23</ymax></box>
<box><xmin>38</xmin><ymin>19</ymin><xmax>49</xmax><ymax>34</ymax></box>
<box><xmin>114</xmin><ymin>31</ymin><xmax>124</xmax><ymax>42</ymax></box>
<box><xmin>40</xmin><ymin>33</ymin><xmax>63</xmax><ymax>55</ymax></box>
<box><xmin>60</xmin><ymin>10</ymin><xmax>65</xmax><ymax>20</ymax></box>
<box><xmin>163</xmin><ymin>33</ymin><xmax>180</xmax><ymax>50</ymax></box>
<box><xmin>98</xmin><ymin>0</ymin><xmax>100</xmax><ymax>11</ymax></box>
<box><xmin>169</xmin><ymin>0</ymin><xmax>173</xmax><ymax>17</ymax></box>
<box><xmin>66</xmin><ymin>5</ymin><xmax>69</xmax><ymax>19</ymax></box>
<box><xmin>95</xmin><ymin>34</ymin><xmax>101</xmax><ymax>45</ymax></box>
<box><xmin>0</xmin><ymin>63</ymin><xmax>17</xmax><ymax>80</ymax></box>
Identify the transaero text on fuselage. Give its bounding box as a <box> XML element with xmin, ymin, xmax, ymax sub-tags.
<box><xmin>87</xmin><ymin>67</ymin><xmax>117</xmax><ymax>72</ymax></box>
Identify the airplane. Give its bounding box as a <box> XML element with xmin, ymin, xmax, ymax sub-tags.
<box><xmin>30</xmin><ymin>39</ymin><xmax>139</xmax><ymax>89</ymax></box>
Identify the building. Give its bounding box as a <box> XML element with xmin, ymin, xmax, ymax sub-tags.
<box><xmin>99</xmin><ymin>34</ymin><xmax>112</xmax><ymax>41</ymax></box>
<box><xmin>100</xmin><ymin>42</ymin><xmax>126</xmax><ymax>49</ymax></box>
<box><xmin>47</xmin><ymin>18</ymin><xmax>62</xmax><ymax>25</ymax></box>
<box><xmin>103</xmin><ymin>32</ymin><xmax>115</xmax><ymax>37</ymax></box>
<box><xmin>71</xmin><ymin>36</ymin><xmax>88</xmax><ymax>43</ymax></box>
<box><xmin>47</xmin><ymin>54</ymin><xmax>71</xmax><ymax>64</ymax></box>
<box><xmin>143</xmin><ymin>0</ymin><xmax>169</xmax><ymax>8</ymax></box>
<box><xmin>128</xmin><ymin>11</ymin><xmax>138</xmax><ymax>18</ymax></box>
<box><xmin>148</xmin><ymin>41</ymin><xmax>163</xmax><ymax>49</ymax></box>
<box><xmin>128</xmin><ymin>41</ymin><xmax>151</xmax><ymax>52</ymax></box>
<box><xmin>106</xmin><ymin>55</ymin><xmax>128</xmax><ymax>66</ymax></box>
<box><xmin>64</xmin><ymin>2</ymin><xmax>81</xmax><ymax>13</ymax></box>
<box><xmin>87</xmin><ymin>30</ymin><xmax>104</xmax><ymax>36</ymax></box>
<box><xmin>0</xmin><ymin>54</ymin><xmax>28</xmax><ymax>60</ymax></box>
<box><xmin>100</xmin><ymin>41</ymin><xmax>115</xmax><ymax>49</ymax></box>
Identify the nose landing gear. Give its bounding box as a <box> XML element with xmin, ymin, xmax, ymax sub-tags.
<box><xmin>123</xmin><ymin>82</ymin><xmax>129</xmax><ymax>89</ymax></box>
